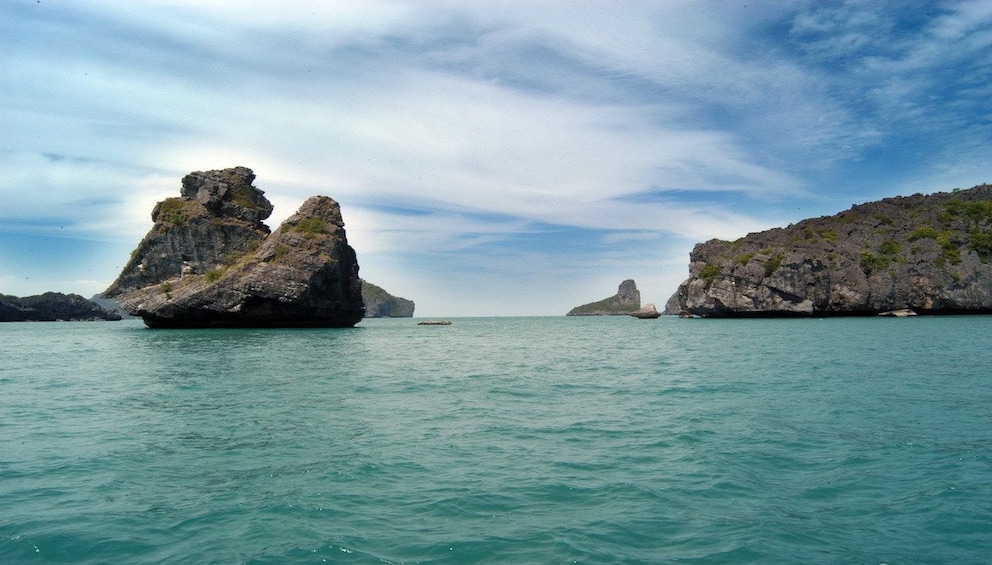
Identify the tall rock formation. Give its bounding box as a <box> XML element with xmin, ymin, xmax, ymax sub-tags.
<box><xmin>566</xmin><ymin>279</ymin><xmax>641</xmax><ymax>316</ymax></box>
<box><xmin>104</xmin><ymin>167</ymin><xmax>365</xmax><ymax>328</ymax></box>
<box><xmin>361</xmin><ymin>280</ymin><xmax>415</xmax><ymax>317</ymax></box>
<box><xmin>669</xmin><ymin>184</ymin><xmax>992</xmax><ymax>317</ymax></box>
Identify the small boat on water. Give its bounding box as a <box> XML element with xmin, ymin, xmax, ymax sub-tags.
<box><xmin>417</xmin><ymin>320</ymin><xmax>452</xmax><ymax>325</ymax></box>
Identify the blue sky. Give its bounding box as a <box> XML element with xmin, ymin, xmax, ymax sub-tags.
<box><xmin>1</xmin><ymin>1</ymin><xmax>990</xmax><ymax>316</ymax></box>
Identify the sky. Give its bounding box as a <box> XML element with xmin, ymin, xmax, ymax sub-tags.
<box><xmin>1</xmin><ymin>1</ymin><xmax>990</xmax><ymax>316</ymax></box>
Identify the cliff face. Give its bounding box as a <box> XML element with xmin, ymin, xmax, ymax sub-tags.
<box><xmin>669</xmin><ymin>184</ymin><xmax>992</xmax><ymax>317</ymax></box>
<box><xmin>104</xmin><ymin>167</ymin><xmax>273</xmax><ymax>296</ymax></box>
<box><xmin>566</xmin><ymin>279</ymin><xmax>641</xmax><ymax>316</ymax></box>
<box><xmin>361</xmin><ymin>281</ymin><xmax>415</xmax><ymax>317</ymax></box>
<box><xmin>0</xmin><ymin>292</ymin><xmax>122</xmax><ymax>322</ymax></box>
<box><xmin>104</xmin><ymin>167</ymin><xmax>364</xmax><ymax>328</ymax></box>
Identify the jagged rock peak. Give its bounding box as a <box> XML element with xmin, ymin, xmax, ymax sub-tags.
<box><xmin>174</xmin><ymin>166</ymin><xmax>274</xmax><ymax>225</ymax></box>
<box><xmin>668</xmin><ymin>183</ymin><xmax>992</xmax><ymax>317</ymax></box>
<box><xmin>566</xmin><ymin>279</ymin><xmax>642</xmax><ymax>316</ymax></box>
<box><xmin>617</xmin><ymin>279</ymin><xmax>640</xmax><ymax>306</ymax></box>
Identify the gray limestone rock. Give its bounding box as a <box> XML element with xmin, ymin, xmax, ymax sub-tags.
<box><xmin>104</xmin><ymin>168</ymin><xmax>364</xmax><ymax>328</ymax></box>
<box><xmin>668</xmin><ymin>184</ymin><xmax>992</xmax><ymax>317</ymax></box>
<box><xmin>567</xmin><ymin>279</ymin><xmax>642</xmax><ymax>315</ymax></box>
<box><xmin>361</xmin><ymin>281</ymin><xmax>415</xmax><ymax>317</ymax></box>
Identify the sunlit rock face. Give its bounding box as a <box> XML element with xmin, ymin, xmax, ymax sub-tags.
<box><xmin>104</xmin><ymin>167</ymin><xmax>364</xmax><ymax>328</ymax></box>
<box><xmin>669</xmin><ymin>184</ymin><xmax>992</xmax><ymax>317</ymax></box>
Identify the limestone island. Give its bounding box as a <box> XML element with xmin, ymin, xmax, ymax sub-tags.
<box><xmin>667</xmin><ymin>183</ymin><xmax>992</xmax><ymax>317</ymax></box>
<box><xmin>104</xmin><ymin>167</ymin><xmax>365</xmax><ymax>328</ymax></box>
<box><xmin>567</xmin><ymin>279</ymin><xmax>642</xmax><ymax>316</ymax></box>
<box><xmin>362</xmin><ymin>280</ymin><xmax>415</xmax><ymax>317</ymax></box>
<box><xmin>1</xmin><ymin>292</ymin><xmax>122</xmax><ymax>322</ymax></box>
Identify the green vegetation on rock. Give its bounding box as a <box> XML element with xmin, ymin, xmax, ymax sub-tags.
<box><xmin>671</xmin><ymin>183</ymin><xmax>992</xmax><ymax>317</ymax></box>
<box><xmin>290</xmin><ymin>217</ymin><xmax>332</xmax><ymax>238</ymax></box>
<box><xmin>153</xmin><ymin>198</ymin><xmax>206</xmax><ymax>226</ymax></box>
<box><xmin>763</xmin><ymin>254</ymin><xmax>783</xmax><ymax>278</ymax></box>
<box><xmin>699</xmin><ymin>264</ymin><xmax>720</xmax><ymax>288</ymax></box>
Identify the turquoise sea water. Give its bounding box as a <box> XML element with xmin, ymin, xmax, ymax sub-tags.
<box><xmin>1</xmin><ymin>316</ymin><xmax>990</xmax><ymax>564</ymax></box>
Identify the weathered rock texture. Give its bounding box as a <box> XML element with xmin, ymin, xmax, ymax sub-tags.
<box><xmin>567</xmin><ymin>279</ymin><xmax>641</xmax><ymax>316</ymax></box>
<box><xmin>0</xmin><ymin>292</ymin><xmax>122</xmax><ymax>322</ymax></box>
<box><xmin>669</xmin><ymin>184</ymin><xmax>992</xmax><ymax>317</ymax></box>
<box><xmin>361</xmin><ymin>280</ymin><xmax>415</xmax><ymax>317</ymax></box>
<box><xmin>630</xmin><ymin>303</ymin><xmax>661</xmax><ymax>319</ymax></box>
<box><xmin>104</xmin><ymin>167</ymin><xmax>364</xmax><ymax>328</ymax></box>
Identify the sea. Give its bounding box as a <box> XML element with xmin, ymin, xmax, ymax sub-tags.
<box><xmin>1</xmin><ymin>316</ymin><xmax>989</xmax><ymax>564</ymax></box>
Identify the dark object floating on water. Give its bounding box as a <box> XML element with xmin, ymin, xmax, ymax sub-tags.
<box><xmin>417</xmin><ymin>320</ymin><xmax>452</xmax><ymax>325</ymax></box>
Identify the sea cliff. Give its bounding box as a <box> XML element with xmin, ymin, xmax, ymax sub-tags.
<box><xmin>669</xmin><ymin>184</ymin><xmax>992</xmax><ymax>317</ymax></box>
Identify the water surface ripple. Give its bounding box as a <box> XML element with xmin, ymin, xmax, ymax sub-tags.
<box><xmin>1</xmin><ymin>316</ymin><xmax>990</xmax><ymax>563</ymax></box>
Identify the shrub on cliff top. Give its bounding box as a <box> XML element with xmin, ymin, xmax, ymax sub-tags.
<box><xmin>153</xmin><ymin>197</ymin><xmax>204</xmax><ymax>226</ymax></box>
<box><xmin>290</xmin><ymin>217</ymin><xmax>331</xmax><ymax>238</ymax></box>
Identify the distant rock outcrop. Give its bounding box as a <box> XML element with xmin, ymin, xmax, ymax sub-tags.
<box><xmin>0</xmin><ymin>292</ymin><xmax>122</xmax><ymax>322</ymax></box>
<box><xmin>104</xmin><ymin>167</ymin><xmax>364</xmax><ymax>328</ymax></box>
<box><xmin>361</xmin><ymin>280</ymin><xmax>415</xmax><ymax>317</ymax></box>
<box><xmin>669</xmin><ymin>184</ymin><xmax>992</xmax><ymax>317</ymax></box>
<box><xmin>567</xmin><ymin>279</ymin><xmax>641</xmax><ymax>316</ymax></box>
<box><xmin>630</xmin><ymin>303</ymin><xmax>661</xmax><ymax>319</ymax></box>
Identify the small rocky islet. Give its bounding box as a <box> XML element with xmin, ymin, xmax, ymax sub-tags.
<box><xmin>666</xmin><ymin>183</ymin><xmax>992</xmax><ymax>317</ymax></box>
<box><xmin>567</xmin><ymin>279</ymin><xmax>640</xmax><ymax>316</ymax></box>
<box><xmin>566</xmin><ymin>279</ymin><xmax>660</xmax><ymax>318</ymax></box>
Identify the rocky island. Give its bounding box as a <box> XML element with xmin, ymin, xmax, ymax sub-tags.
<box><xmin>361</xmin><ymin>280</ymin><xmax>415</xmax><ymax>317</ymax></box>
<box><xmin>567</xmin><ymin>279</ymin><xmax>641</xmax><ymax>316</ymax></box>
<box><xmin>0</xmin><ymin>292</ymin><xmax>122</xmax><ymax>322</ymax></box>
<box><xmin>104</xmin><ymin>167</ymin><xmax>365</xmax><ymax>328</ymax></box>
<box><xmin>668</xmin><ymin>183</ymin><xmax>992</xmax><ymax>317</ymax></box>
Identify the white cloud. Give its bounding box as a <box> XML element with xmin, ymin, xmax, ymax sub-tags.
<box><xmin>1</xmin><ymin>0</ymin><xmax>989</xmax><ymax>313</ymax></box>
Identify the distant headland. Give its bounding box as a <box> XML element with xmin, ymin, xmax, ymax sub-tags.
<box><xmin>667</xmin><ymin>183</ymin><xmax>992</xmax><ymax>317</ymax></box>
<box><xmin>362</xmin><ymin>280</ymin><xmax>415</xmax><ymax>318</ymax></box>
<box><xmin>0</xmin><ymin>292</ymin><xmax>121</xmax><ymax>322</ymax></box>
<box><xmin>567</xmin><ymin>279</ymin><xmax>642</xmax><ymax>316</ymax></box>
